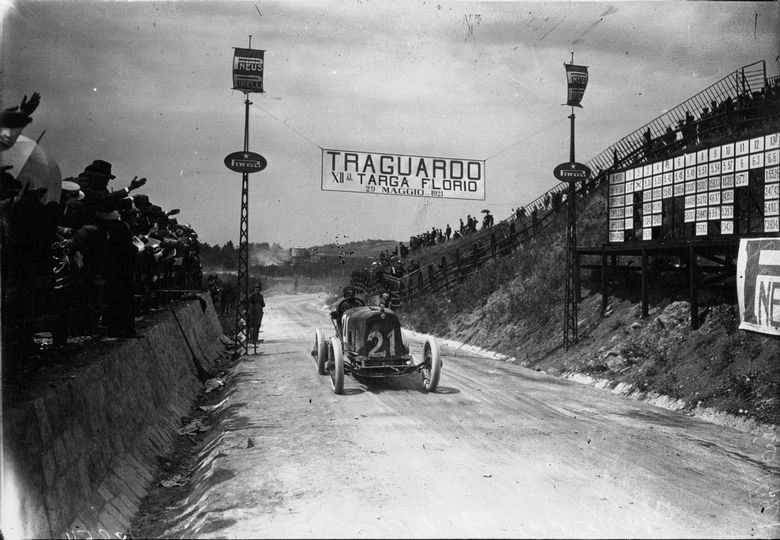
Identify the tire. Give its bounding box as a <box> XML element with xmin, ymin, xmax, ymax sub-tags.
<box><xmin>329</xmin><ymin>336</ymin><xmax>345</xmax><ymax>395</ymax></box>
<box><xmin>422</xmin><ymin>337</ymin><xmax>442</xmax><ymax>392</ymax></box>
<box><xmin>315</xmin><ymin>328</ymin><xmax>327</xmax><ymax>375</ymax></box>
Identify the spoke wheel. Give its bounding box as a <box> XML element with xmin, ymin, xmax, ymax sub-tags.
<box><xmin>314</xmin><ymin>328</ymin><xmax>327</xmax><ymax>374</ymax></box>
<box><xmin>328</xmin><ymin>336</ymin><xmax>345</xmax><ymax>394</ymax></box>
<box><xmin>422</xmin><ymin>337</ymin><xmax>441</xmax><ymax>393</ymax></box>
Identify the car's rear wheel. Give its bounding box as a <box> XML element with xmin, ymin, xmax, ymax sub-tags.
<box><xmin>315</xmin><ymin>328</ymin><xmax>327</xmax><ymax>374</ymax></box>
<box><xmin>422</xmin><ymin>337</ymin><xmax>441</xmax><ymax>393</ymax></box>
<box><xmin>329</xmin><ymin>336</ymin><xmax>345</xmax><ymax>394</ymax></box>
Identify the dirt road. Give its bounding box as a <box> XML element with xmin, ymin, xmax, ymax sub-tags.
<box><xmin>146</xmin><ymin>293</ymin><xmax>779</xmax><ymax>538</ymax></box>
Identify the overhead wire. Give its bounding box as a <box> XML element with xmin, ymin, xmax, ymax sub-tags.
<box><xmin>483</xmin><ymin>116</ymin><xmax>567</xmax><ymax>161</ymax></box>
<box><xmin>250</xmin><ymin>98</ymin><xmax>566</xmax><ymax>164</ymax></box>
<box><xmin>251</xmin><ymin>101</ymin><xmax>324</xmax><ymax>151</ymax></box>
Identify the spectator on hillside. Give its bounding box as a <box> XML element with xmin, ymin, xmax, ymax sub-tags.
<box><xmin>483</xmin><ymin>211</ymin><xmax>494</xmax><ymax>229</ymax></box>
<box><xmin>445</xmin><ymin>223</ymin><xmax>451</xmax><ymax>241</ymax></box>
<box><xmin>682</xmin><ymin>110</ymin><xmax>696</xmax><ymax>147</ymax></box>
<box><xmin>467</xmin><ymin>215</ymin><xmax>477</xmax><ymax>233</ymax></box>
<box><xmin>552</xmin><ymin>191</ymin><xmax>563</xmax><ymax>213</ymax></box>
<box><xmin>663</xmin><ymin>125</ymin><xmax>676</xmax><ymax>150</ymax></box>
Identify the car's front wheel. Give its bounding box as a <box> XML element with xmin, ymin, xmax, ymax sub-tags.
<box><xmin>329</xmin><ymin>336</ymin><xmax>345</xmax><ymax>395</ymax></box>
<box><xmin>314</xmin><ymin>328</ymin><xmax>327</xmax><ymax>375</ymax></box>
<box><xmin>422</xmin><ymin>337</ymin><xmax>441</xmax><ymax>393</ymax></box>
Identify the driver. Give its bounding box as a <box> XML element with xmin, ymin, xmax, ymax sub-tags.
<box><xmin>330</xmin><ymin>286</ymin><xmax>363</xmax><ymax>333</ymax></box>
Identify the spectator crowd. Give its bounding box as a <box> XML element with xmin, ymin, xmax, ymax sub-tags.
<box><xmin>359</xmin><ymin>76</ymin><xmax>780</xmax><ymax>296</ymax></box>
<box><xmin>637</xmin><ymin>79</ymin><xmax>779</xmax><ymax>165</ymax></box>
<box><xmin>406</xmin><ymin>210</ymin><xmax>498</xmax><ymax>255</ymax></box>
<box><xmin>1</xmin><ymin>92</ymin><xmax>204</xmax><ymax>369</ymax></box>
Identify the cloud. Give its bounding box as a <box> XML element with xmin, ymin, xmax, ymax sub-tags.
<box><xmin>3</xmin><ymin>0</ymin><xmax>778</xmax><ymax>248</ymax></box>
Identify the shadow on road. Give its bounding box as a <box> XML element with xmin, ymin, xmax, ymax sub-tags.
<box><xmin>354</xmin><ymin>374</ymin><xmax>459</xmax><ymax>395</ymax></box>
<box><xmin>431</xmin><ymin>386</ymin><xmax>460</xmax><ymax>394</ymax></box>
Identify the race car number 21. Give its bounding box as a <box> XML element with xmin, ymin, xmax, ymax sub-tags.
<box><xmin>367</xmin><ymin>328</ymin><xmax>396</xmax><ymax>357</ymax></box>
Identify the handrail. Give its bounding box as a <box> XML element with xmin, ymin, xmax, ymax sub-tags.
<box><xmin>354</xmin><ymin>61</ymin><xmax>777</xmax><ymax>305</ymax></box>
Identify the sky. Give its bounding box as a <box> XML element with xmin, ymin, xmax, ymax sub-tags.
<box><xmin>1</xmin><ymin>0</ymin><xmax>778</xmax><ymax>249</ymax></box>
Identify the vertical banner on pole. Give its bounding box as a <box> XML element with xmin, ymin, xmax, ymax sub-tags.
<box><xmin>561</xmin><ymin>57</ymin><xmax>589</xmax><ymax>349</ymax></box>
<box><xmin>233</xmin><ymin>48</ymin><xmax>265</xmax><ymax>94</ymax></box>
<box><xmin>564</xmin><ymin>63</ymin><xmax>589</xmax><ymax>108</ymax></box>
<box><xmin>229</xmin><ymin>42</ymin><xmax>267</xmax><ymax>354</ymax></box>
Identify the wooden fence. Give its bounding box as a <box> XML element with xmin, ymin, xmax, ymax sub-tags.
<box><xmin>377</xmin><ymin>199</ymin><xmax>564</xmax><ymax>306</ymax></box>
<box><xmin>349</xmin><ymin>60</ymin><xmax>776</xmax><ymax>307</ymax></box>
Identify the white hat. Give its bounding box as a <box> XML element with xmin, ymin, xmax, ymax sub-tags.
<box><xmin>61</xmin><ymin>180</ymin><xmax>85</xmax><ymax>201</ymax></box>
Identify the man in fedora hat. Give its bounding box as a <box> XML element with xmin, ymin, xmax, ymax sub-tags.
<box><xmin>79</xmin><ymin>160</ymin><xmax>146</xmax><ymax>222</ymax></box>
<box><xmin>79</xmin><ymin>159</ymin><xmax>148</xmax><ymax>338</ymax></box>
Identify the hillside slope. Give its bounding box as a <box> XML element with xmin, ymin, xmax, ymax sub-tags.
<box><xmin>398</xmin><ymin>190</ymin><xmax>780</xmax><ymax>430</ymax></box>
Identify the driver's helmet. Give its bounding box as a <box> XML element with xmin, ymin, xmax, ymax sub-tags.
<box><xmin>379</xmin><ymin>292</ymin><xmax>391</xmax><ymax>306</ymax></box>
<box><xmin>342</xmin><ymin>286</ymin><xmax>355</xmax><ymax>298</ymax></box>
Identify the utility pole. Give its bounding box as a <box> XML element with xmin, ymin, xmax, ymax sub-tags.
<box><xmin>228</xmin><ymin>36</ymin><xmax>267</xmax><ymax>355</ymax></box>
<box><xmin>559</xmin><ymin>53</ymin><xmax>590</xmax><ymax>350</ymax></box>
<box><xmin>234</xmin><ymin>91</ymin><xmax>251</xmax><ymax>355</ymax></box>
<box><xmin>563</xmin><ymin>104</ymin><xmax>578</xmax><ymax>349</ymax></box>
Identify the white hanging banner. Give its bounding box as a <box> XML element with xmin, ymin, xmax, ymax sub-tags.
<box><xmin>321</xmin><ymin>149</ymin><xmax>485</xmax><ymax>200</ymax></box>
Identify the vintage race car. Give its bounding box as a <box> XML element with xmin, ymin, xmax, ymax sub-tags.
<box><xmin>311</xmin><ymin>297</ymin><xmax>441</xmax><ymax>394</ymax></box>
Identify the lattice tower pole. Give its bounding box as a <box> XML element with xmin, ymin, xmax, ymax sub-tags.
<box><xmin>234</xmin><ymin>94</ymin><xmax>251</xmax><ymax>355</ymax></box>
<box><xmin>563</xmin><ymin>109</ymin><xmax>579</xmax><ymax>349</ymax></box>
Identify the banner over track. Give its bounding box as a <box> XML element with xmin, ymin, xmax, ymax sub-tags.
<box><xmin>321</xmin><ymin>149</ymin><xmax>485</xmax><ymax>200</ymax></box>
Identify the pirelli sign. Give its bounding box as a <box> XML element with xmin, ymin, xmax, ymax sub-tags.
<box><xmin>321</xmin><ymin>149</ymin><xmax>485</xmax><ymax>200</ymax></box>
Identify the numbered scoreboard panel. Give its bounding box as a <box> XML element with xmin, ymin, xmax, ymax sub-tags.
<box><xmin>607</xmin><ymin>132</ymin><xmax>780</xmax><ymax>243</ymax></box>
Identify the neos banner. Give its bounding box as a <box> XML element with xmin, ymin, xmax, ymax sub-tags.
<box><xmin>233</xmin><ymin>48</ymin><xmax>265</xmax><ymax>94</ymax></box>
<box><xmin>564</xmin><ymin>63</ymin><xmax>589</xmax><ymax>108</ymax></box>
<box><xmin>737</xmin><ymin>237</ymin><xmax>780</xmax><ymax>336</ymax></box>
<box><xmin>321</xmin><ymin>149</ymin><xmax>485</xmax><ymax>200</ymax></box>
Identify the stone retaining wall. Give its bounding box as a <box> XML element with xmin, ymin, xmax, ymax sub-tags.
<box><xmin>2</xmin><ymin>293</ymin><xmax>225</xmax><ymax>539</ymax></box>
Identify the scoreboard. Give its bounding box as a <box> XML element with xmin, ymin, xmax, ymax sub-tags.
<box><xmin>607</xmin><ymin>131</ymin><xmax>780</xmax><ymax>244</ymax></box>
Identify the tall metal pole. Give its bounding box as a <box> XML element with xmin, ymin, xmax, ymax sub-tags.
<box><xmin>563</xmin><ymin>60</ymin><xmax>579</xmax><ymax>350</ymax></box>
<box><xmin>234</xmin><ymin>79</ymin><xmax>252</xmax><ymax>355</ymax></box>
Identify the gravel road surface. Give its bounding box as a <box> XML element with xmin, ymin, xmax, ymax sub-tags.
<box><xmin>148</xmin><ymin>292</ymin><xmax>779</xmax><ymax>538</ymax></box>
